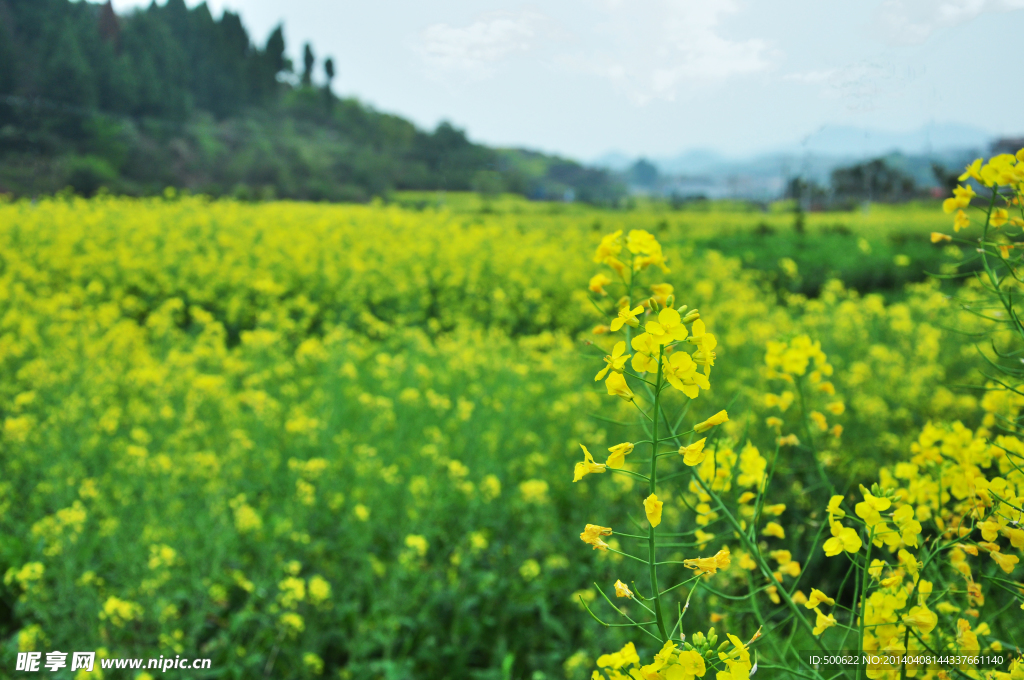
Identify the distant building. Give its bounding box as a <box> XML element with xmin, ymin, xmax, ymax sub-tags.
<box><xmin>991</xmin><ymin>137</ymin><xmax>1024</xmax><ymax>155</ymax></box>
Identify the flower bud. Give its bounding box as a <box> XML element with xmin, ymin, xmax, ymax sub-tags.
<box><xmin>682</xmin><ymin>308</ymin><xmax>700</xmax><ymax>323</ymax></box>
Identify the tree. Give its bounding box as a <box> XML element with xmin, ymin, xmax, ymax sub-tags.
<box><xmin>41</xmin><ymin>18</ymin><xmax>97</xmax><ymax>108</ymax></box>
<box><xmin>264</xmin><ymin>25</ymin><xmax>288</xmax><ymax>74</ymax></box>
<box><xmin>628</xmin><ymin>158</ymin><xmax>658</xmax><ymax>188</ymax></box>
<box><xmin>830</xmin><ymin>158</ymin><xmax>916</xmax><ymax>203</ymax></box>
<box><xmin>301</xmin><ymin>42</ymin><xmax>314</xmax><ymax>86</ymax></box>
<box><xmin>324</xmin><ymin>57</ymin><xmax>334</xmax><ymax>91</ymax></box>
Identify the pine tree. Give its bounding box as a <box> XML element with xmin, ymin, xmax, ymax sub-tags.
<box><xmin>301</xmin><ymin>42</ymin><xmax>314</xmax><ymax>86</ymax></box>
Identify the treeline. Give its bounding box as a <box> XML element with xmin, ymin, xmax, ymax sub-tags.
<box><xmin>0</xmin><ymin>0</ymin><xmax>624</xmax><ymax>203</ymax></box>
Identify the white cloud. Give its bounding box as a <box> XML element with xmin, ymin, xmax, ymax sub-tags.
<box><xmin>418</xmin><ymin>11</ymin><xmax>549</xmax><ymax>79</ymax></box>
<box><xmin>787</xmin><ymin>60</ymin><xmax>923</xmax><ymax>113</ymax></box>
<box><xmin>873</xmin><ymin>0</ymin><xmax>1024</xmax><ymax>45</ymax></box>
<box><xmin>567</xmin><ymin>0</ymin><xmax>776</xmax><ymax>104</ymax></box>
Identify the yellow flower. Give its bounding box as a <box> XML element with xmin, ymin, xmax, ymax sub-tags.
<box><xmin>645</xmin><ymin>308</ymin><xmax>689</xmax><ymax>345</ymax></box>
<box><xmin>405</xmin><ymin>534</ymin><xmax>429</xmax><ymax>557</ymax></box>
<box><xmin>303</xmin><ymin>653</ymin><xmax>324</xmax><ymax>676</ymax></box>
<box><xmin>610</xmin><ymin>304</ymin><xmax>644</xmax><ymax>332</ymax></box>
<box><xmin>679</xmin><ymin>438</ymin><xmax>707</xmax><ymax>466</ymax></box>
<box><xmin>573</xmin><ymin>445</ymin><xmax>607</xmax><ymax>482</ymax></box>
<box><xmin>650</xmin><ymin>283</ymin><xmax>673</xmax><ymax>306</ymax></box>
<box><xmin>943</xmin><ymin>197</ymin><xmax>964</xmax><ymax>214</ymax></box>
<box><xmin>614</xmin><ymin>579</ymin><xmax>633</xmax><ymax>598</ymax></box>
<box><xmin>594</xmin><ymin>230</ymin><xmax>623</xmax><ymax>264</ymax></box>
<box><xmin>580</xmin><ymin>524</ymin><xmax>613</xmax><ymax>551</ymax></box>
<box><xmin>675</xmin><ymin>649</ymin><xmax>706</xmax><ymax>678</ymax></box>
<box><xmin>991</xmin><ymin>551</ymin><xmax>1019</xmax><ymax>574</ymax></box>
<box><xmin>630</xmin><ymin>332</ymin><xmax>660</xmax><ymax>374</ymax></box>
<box><xmin>606</xmin><ymin>442</ymin><xmax>634</xmax><ymax>469</ymax></box>
<box><xmin>809</xmin><ymin>410</ymin><xmax>828</xmax><ymax>431</ymax></box>
<box><xmin>307</xmin><ymin>575</ymin><xmax>331</xmax><ymax>604</ymax></box>
<box><xmin>930</xmin><ymin>232</ymin><xmax>952</xmax><ymax>243</ymax></box>
<box><xmin>892</xmin><ymin>505</ymin><xmax>922</xmax><ymax>548</ymax></box>
<box><xmin>805</xmin><ymin>588</ymin><xmax>835</xmax><ymax>609</ymax></box>
<box><xmin>812</xmin><ymin>607</ymin><xmax>837</xmax><ymax>636</ymax></box>
<box><xmin>954</xmin><ymin>209</ymin><xmax>970</xmax><ymax>232</ymax></box>
<box><xmin>825</xmin><ymin>402</ymin><xmax>845</xmax><ymax>416</ymax></box>
<box><xmin>992</xmin><ymin>208</ymin><xmax>1009</xmax><ymax>228</ymax></box>
<box><xmin>777</xmin><ymin>433</ymin><xmax>800</xmax><ymax>447</ymax></box>
<box><xmin>823</xmin><ymin>522</ymin><xmax>862</xmax><ymax>556</ymax></box>
<box><xmin>762</xmin><ymin>522</ymin><xmax>785</xmax><ymax>539</ymax></box>
<box><xmin>954</xmin><ymin>183</ymin><xmax>977</xmax><ymax>201</ymax></box>
<box><xmin>595</xmin><ymin>341</ymin><xmax>630</xmax><ymax>381</ymax></box>
<box><xmin>589</xmin><ymin>273</ymin><xmax>613</xmax><ymax>296</ymax></box>
<box><xmin>688</xmin><ymin>319</ymin><xmax>718</xmax><ymax>374</ymax></box>
<box><xmin>826</xmin><ymin>495</ymin><xmax>845</xmax><ymax>521</ymax></box>
<box><xmin>694</xmin><ymin>410</ymin><xmax>728</xmax><ymax>433</ymax></box>
<box><xmin>717</xmin><ymin>634</ymin><xmax>752</xmax><ymax>679</ymax></box>
<box><xmin>279</xmin><ymin>612</ymin><xmax>304</xmax><ymax>635</ymax></box>
<box><xmin>596</xmin><ymin>642</ymin><xmax>640</xmax><ymax>670</ymax></box>
<box><xmin>664</xmin><ymin>351</ymin><xmax>710</xmax><ymax>398</ymax></box>
<box><xmin>903</xmin><ymin>604</ymin><xmax>938</xmax><ymax>635</ymax></box>
<box><xmin>605</xmin><ymin>372</ymin><xmax>634</xmax><ymax>401</ymax></box>
<box><xmin>683</xmin><ymin>546</ymin><xmax>731</xmax><ymax>575</ymax></box>
<box><xmin>643</xmin><ymin>494</ymin><xmax>663</xmax><ymax>527</ymax></box>
<box><xmin>959</xmin><ymin>158</ymin><xmax>982</xmax><ymax>182</ymax></box>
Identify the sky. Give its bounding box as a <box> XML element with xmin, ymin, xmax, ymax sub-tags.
<box><xmin>109</xmin><ymin>0</ymin><xmax>1024</xmax><ymax>161</ymax></box>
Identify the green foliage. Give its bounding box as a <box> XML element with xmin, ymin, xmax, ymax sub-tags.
<box><xmin>0</xmin><ymin>0</ymin><xmax>624</xmax><ymax>204</ymax></box>
<box><xmin>831</xmin><ymin>158</ymin><xmax>917</xmax><ymax>203</ymax></box>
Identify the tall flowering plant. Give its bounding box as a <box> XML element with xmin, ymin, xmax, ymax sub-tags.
<box><xmin>578</xmin><ymin>229</ymin><xmax>785</xmax><ymax>679</ymax></box>
<box><xmin>573</xmin><ymin>199</ymin><xmax>1024</xmax><ymax>679</ymax></box>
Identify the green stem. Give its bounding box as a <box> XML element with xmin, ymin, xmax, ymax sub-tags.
<box><xmin>856</xmin><ymin>527</ymin><xmax>873</xmax><ymax>680</ymax></box>
<box><xmin>648</xmin><ymin>343</ymin><xmax>669</xmax><ymax>641</ymax></box>
<box><xmin>797</xmin><ymin>375</ymin><xmax>835</xmax><ymax>495</ymax></box>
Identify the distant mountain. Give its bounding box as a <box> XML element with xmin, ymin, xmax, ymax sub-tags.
<box><xmin>594</xmin><ymin>123</ymin><xmax>999</xmax><ymax>201</ymax></box>
<box><xmin>788</xmin><ymin>123</ymin><xmax>992</xmax><ymax>158</ymax></box>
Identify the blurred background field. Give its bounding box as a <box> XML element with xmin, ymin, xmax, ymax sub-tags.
<box><xmin>0</xmin><ymin>194</ymin><xmax>987</xmax><ymax>679</ymax></box>
<box><xmin>2</xmin><ymin>0</ymin><xmax>1022</xmax><ymax>677</ymax></box>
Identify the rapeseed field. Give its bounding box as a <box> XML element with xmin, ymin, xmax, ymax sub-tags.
<box><xmin>1</xmin><ymin>157</ymin><xmax>1023</xmax><ymax>680</ymax></box>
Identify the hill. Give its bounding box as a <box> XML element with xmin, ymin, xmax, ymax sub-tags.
<box><xmin>0</xmin><ymin>0</ymin><xmax>624</xmax><ymax>203</ymax></box>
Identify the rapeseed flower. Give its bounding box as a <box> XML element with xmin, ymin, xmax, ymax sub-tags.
<box><xmin>805</xmin><ymin>589</ymin><xmax>834</xmax><ymax>609</ymax></box>
<box><xmin>605</xmin><ymin>372</ymin><xmax>634</xmax><ymax>401</ymax></box>
<box><xmin>643</xmin><ymin>494</ymin><xmax>663</xmax><ymax>527</ymax></box>
<box><xmin>610</xmin><ymin>304</ymin><xmax>644</xmax><ymax>332</ymax></box>
<box><xmin>812</xmin><ymin>608</ymin><xmax>836</xmax><ymax>636</ymax></box>
<box><xmin>683</xmin><ymin>547</ymin><xmax>731</xmax><ymax>575</ymax></box>
<box><xmin>605</xmin><ymin>442</ymin><xmax>634</xmax><ymax>469</ymax></box>
<box><xmin>680</xmin><ymin>438</ymin><xmax>707</xmax><ymax>466</ymax></box>
<box><xmin>645</xmin><ymin>308</ymin><xmax>689</xmax><ymax>345</ymax></box>
<box><xmin>823</xmin><ymin>521</ymin><xmax>862</xmax><ymax>556</ymax></box>
<box><xmin>595</xmin><ymin>341</ymin><xmax>630</xmax><ymax>381</ymax></box>
<box><xmin>574</xmin><ymin>445</ymin><xmax>607</xmax><ymax>482</ymax></box>
<box><xmin>580</xmin><ymin>524</ymin><xmax>613</xmax><ymax>551</ymax></box>
<box><xmin>694</xmin><ymin>410</ymin><xmax>728</xmax><ymax>433</ymax></box>
<box><xmin>589</xmin><ymin>273</ymin><xmax>613</xmax><ymax>296</ymax></box>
